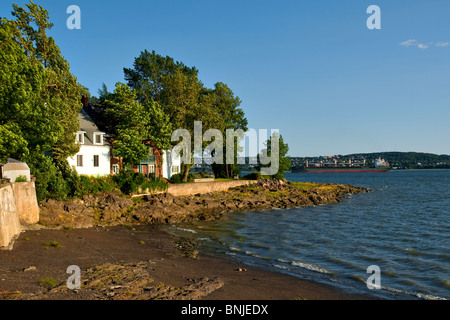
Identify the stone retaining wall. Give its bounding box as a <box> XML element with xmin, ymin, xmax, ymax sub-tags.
<box><xmin>0</xmin><ymin>185</ymin><xmax>22</xmax><ymax>248</ymax></box>
<box><xmin>0</xmin><ymin>182</ymin><xmax>39</xmax><ymax>249</ymax></box>
<box><xmin>167</xmin><ymin>180</ymin><xmax>252</xmax><ymax>197</ymax></box>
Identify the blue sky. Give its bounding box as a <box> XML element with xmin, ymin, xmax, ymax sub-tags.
<box><xmin>2</xmin><ymin>0</ymin><xmax>450</xmax><ymax>156</ymax></box>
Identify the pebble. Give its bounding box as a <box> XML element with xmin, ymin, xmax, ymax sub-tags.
<box><xmin>23</xmin><ymin>266</ymin><xmax>37</xmax><ymax>272</ymax></box>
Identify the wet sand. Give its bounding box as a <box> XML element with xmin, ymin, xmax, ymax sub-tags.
<box><xmin>0</xmin><ymin>225</ymin><xmax>374</xmax><ymax>301</ymax></box>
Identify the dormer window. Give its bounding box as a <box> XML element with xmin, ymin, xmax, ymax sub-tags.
<box><xmin>76</xmin><ymin>132</ymin><xmax>85</xmax><ymax>144</ymax></box>
<box><xmin>93</xmin><ymin>133</ymin><xmax>104</xmax><ymax>145</ymax></box>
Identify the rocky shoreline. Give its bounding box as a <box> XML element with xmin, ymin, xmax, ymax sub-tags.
<box><xmin>0</xmin><ymin>180</ymin><xmax>373</xmax><ymax>301</ymax></box>
<box><xmin>38</xmin><ymin>179</ymin><xmax>369</xmax><ymax>230</ymax></box>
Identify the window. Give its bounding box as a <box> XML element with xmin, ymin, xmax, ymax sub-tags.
<box><xmin>76</xmin><ymin>132</ymin><xmax>85</xmax><ymax>144</ymax></box>
<box><xmin>93</xmin><ymin>155</ymin><xmax>99</xmax><ymax>167</ymax></box>
<box><xmin>77</xmin><ymin>155</ymin><xmax>83</xmax><ymax>167</ymax></box>
<box><xmin>112</xmin><ymin>164</ymin><xmax>119</xmax><ymax>175</ymax></box>
<box><xmin>172</xmin><ymin>165</ymin><xmax>180</xmax><ymax>174</ymax></box>
<box><xmin>149</xmin><ymin>165</ymin><xmax>155</xmax><ymax>173</ymax></box>
<box><xmin>94</xmin><ymin>133</ymin><xmax>103</xmax><ymax>145</ymax></box>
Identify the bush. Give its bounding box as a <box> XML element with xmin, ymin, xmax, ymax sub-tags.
<box><xmin>113</xmin><ymin>169</ymin><xmax>138</xmax><ymax>194</ymax></box>
<box><xmin>170</xmin><ymin>173</ymin><xmax>195</xmax><ymax>184</ymax></box>
<box><xmin>242</xmin><ymin>171</ymin><xmax>261</xmax><ymax>180</ymax></box>
<box><xmin>15</xmin><ymin>175</ymin><xmax>27</xmax><ymax>182</ymax></box>
<box><xmin>113</xmin><ymin>169</ymin><xmax>167</xmax><ymax>194</ymax></box>
<box><xmin>170</xmin><ymin>173</ymin><xmax>183</xmax><ymax>184</ymax></box>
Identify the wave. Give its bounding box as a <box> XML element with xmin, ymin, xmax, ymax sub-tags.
<box><xmin>277</xmin><ymin>258</ymin><xmax>332</xmax><ymax>275</ymax></box>
<box><xmin>174</xmin><ymin>227</ymin><xmax>197</xmax><ymax>234</ymax></box>
<box><xmin>350</xmin><ymin>274</ymin><xmax>447</xmax><ymax>300</ymax></box>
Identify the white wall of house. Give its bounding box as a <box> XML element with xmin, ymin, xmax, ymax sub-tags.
<box><xmin>68</xmin><ymin>145</ymin><xmax>111</xmax><ymax>176</ymax></box>
<box><xmin>162</xmin><ymin>149</ymin><xmax>181</xmax><ymax>180</ymax></box>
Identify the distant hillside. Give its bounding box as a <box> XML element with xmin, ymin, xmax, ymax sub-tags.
<box><xmin>291</xmin><ymin>152</ymin><xmax>450</xmax><ymax>170</ymax></box>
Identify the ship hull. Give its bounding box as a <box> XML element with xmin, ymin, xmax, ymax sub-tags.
<box><xmin>291</xmin><ymin>166</ymin><xmax>390</xmax><ymax>173</ymax></box>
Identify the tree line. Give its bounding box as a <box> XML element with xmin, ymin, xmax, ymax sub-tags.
<box><xmin>291</xmin><ymin>152</ymin><xmax>450</xmax><ymax>170</ymax></box>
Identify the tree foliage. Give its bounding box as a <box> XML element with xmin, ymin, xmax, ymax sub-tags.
<box><xmin>0</xmin><ymin>2</ymin><xmax>86</xmax><ymax>199</ymax></box>
<box><xmin>258</xmin><ymin>132</ymin><xmax>290</xmax><ymax>180</ymax></box>
<box><xmin>124</xmin><ymin>50</ymin><xmax>248</xmax><ymax>180</ymax></box>
<box><xmin>98</xmin><ymin>82</ymin><xmax>173</xmax><ymax>167</ymax></box>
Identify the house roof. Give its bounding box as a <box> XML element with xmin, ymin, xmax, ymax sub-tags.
<box><xmin>0</xmin><ymin>158</ymin><xmax>29</xmax><ymax>171</ymax></box>
<box><xmin>79</xmin><ymin>109</ymin><xmax>104</xmax><ymax>134</ymax></box>
<box><xmin>78</xmin><ymin>109</ymin><xmax>110</xmax><ymax>147</ymax></box>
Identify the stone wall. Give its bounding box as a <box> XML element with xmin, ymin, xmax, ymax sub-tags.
<box><xmin>0</xmin><ymin>185</ymin><xmax>22</xmax><ymax>248</ymax></box>
<box><xmin>0</xmin><ymin>182</ymin><xmax>40</xmax><ymax>249</ymax></box>
<box><xmin>11</xmin><ymin>182</ymin><xmax>40</xmax><ymax>225</ymax></box>
<box><xmin>167</xmin><ymin>180</ymin><xmax>252</xmax><ymax>197</ymax></box>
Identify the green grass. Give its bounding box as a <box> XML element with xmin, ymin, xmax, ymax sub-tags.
<box><xmin>39</xmin><ymin>277</ymin><xmax>58</xmax><ymax>289</ymax></box>
<box><xmin>288</xmin><ymin>181</ymin><xmax>321</xmax><ymax>191</ymax></box>
<box><xmin>44</xmin><ymin>241</ymin><xmax>63</xmax><ymax>248</ymax></box>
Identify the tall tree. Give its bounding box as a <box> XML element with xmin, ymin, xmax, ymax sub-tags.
<box><xmin>124</xmin><ymin>50</ymin><xmax>250</xmax><ymax>181</ymax></box>
<box><xmin>102</xmin><ymin>83</ymin><xmax>149</xmax><ymax>168</ymax></box>
<box><xmin>0</xmin><ymin>2</ymin><xmax>84</xmax><ymax>164</ymax></box>
<box><xmin>208</xmin><ymin>82</ymin><xmax>248</xmax><ymax>178</ymax></box>
<box><xmin>125</xmin><ymin>50</ymin><xmax>217</xmax><ymax>181</ymax></box>
<box><xmin>100</xmin><ymin>82</ymin><xmax>173</xmax><ymax>168</ymax></box>
<box><xmin>124</xmin><ymin>49</ymin><xmax>196</xmax><ymax>103</ymax></box>
<box><xmin>258</xmin><ymin>132</ymin><xmax>290</xmax><ymax>180</ymax></box>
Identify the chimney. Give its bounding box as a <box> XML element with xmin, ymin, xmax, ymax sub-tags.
<box><xmin>81</xmin><ymin>95</ymin><xmax>89</xmax><ymax>108</ymax></box>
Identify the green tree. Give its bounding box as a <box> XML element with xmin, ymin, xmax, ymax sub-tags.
<box><xmin>0</xmin><ymin>124</ymin><xmax>29</xmax><ymax>163</ymax></box>
<box><xmin>124</xmin><ymin>49</ymin><xmax>195</xmax><ymax>103</ymax></box>
<box><xmin>0</xmin><ymin>2</ymin><xmax>86</xmax><ymax>199</ymax></box>
<box><xmin>258</xmin><ymin>132</ymin><xmax>290</xmax><ymax>180</ymax></box>
<box><xmin>124</xmin><ymin>50</ymin><xmax>248</xmax><ymax>181</ymax></box>
<box><xmin>143</xmin><ymin>100</ymin><xmax>172</xmax><ymax>150</ymax></box>
<box><xmin>207</xmin><ymin>82</ymin><xmax>248</xmax><ymax>178</ymax></box>
<box><xmin>102</xmin><ymin>83</ymin><xmax>149</xmax><ymax>168</ymax></box>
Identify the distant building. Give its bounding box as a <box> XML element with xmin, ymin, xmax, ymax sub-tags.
<box><xmin>0</xmin><ymin>158</ymin><xmax>31</xmax><ymax>182</ymax></box>
<box><xmin>68</xmin><ymin>110</ymin><xmax>111</xmax><ymax>176</ymax></box>
<box><xmin>162</xmin><ymin>149</ymin><xmax>181</xmax><ymax>180</ymax></box>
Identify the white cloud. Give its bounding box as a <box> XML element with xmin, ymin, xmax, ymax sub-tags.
<box><xmin>417</xmin><ymin>43</ymin><xmax>429</xmax><ymax>49</ymax></box>
<box><xmin>400</xmin><ymin>39</ymin><xmax>450</xmax><ymax>49</ymax></box>
<box><xmin>399</xmin><ymin>39</ymin><xmax>418</xmax><ymax>47</ymax></box>
<box><xmin>435</xmin><ymin>42</ymin><xmax>450</xmax><ymax>47</ymax></box>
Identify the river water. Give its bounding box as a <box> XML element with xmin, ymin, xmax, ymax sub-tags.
<box><xmin>169</xmin><ymin>170</ymin><xmax>450</xmax><ymax>300</ymax></box>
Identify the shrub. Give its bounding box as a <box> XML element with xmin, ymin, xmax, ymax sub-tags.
<box><xmin>15</xmin><ymin>175</ymin><xmax>27</xmax><ymax>182</ymax></box>
<box><xmin>113</xmin><ymin>169</ymin><xmax>167</xmax><ymax>194</ymax></box>
<box><xmin>242</xmin><ymin>171</ymin><xmax>261</xmax><ymax>180</ymax></box>
<box><xmin>170</xmin><ymin>173</ymin><xmax>183</xmax><ymax>184</ymax></box>
<box><xmin>39</xmin><ymin>277</ymin><xmax>58</xmax><ymax>289</ymax></box>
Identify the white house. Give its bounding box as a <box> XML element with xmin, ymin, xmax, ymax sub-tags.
<box><xmin>68</xmin><ymin>110</ymin><xmax>111</xmax><ymax>176</ymax></box>
<box><xmin>162</xmin><ymin>149</ymin><xmax>181</xmax><ymax>180</ymax></box>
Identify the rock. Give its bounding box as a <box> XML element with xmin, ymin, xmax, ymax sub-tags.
<box><xmin>23</xmin><ymin>266</ymin><xmax>36</xmax><ymax>272</ymax></box>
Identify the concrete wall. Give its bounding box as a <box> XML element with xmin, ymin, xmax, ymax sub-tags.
<box><xmin>11</xmin><ymin>182</ymin><xmax>40</xmax><ymax>225</ymax></box>
<box><xmin>0</xmin><ymin>185</ymin><xmax>22</xmax><ymax>248</ymax></box>
<box><xmin>0</xmin><ymin>182</ymin><xmax>40</xmax><ymax>249</ymax></box>
<box><xmin>167</xmin><ymin>180</ymin><xmax>251</xmax><ymax>197</ymax></box>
